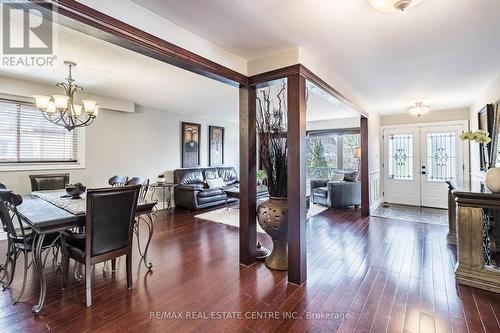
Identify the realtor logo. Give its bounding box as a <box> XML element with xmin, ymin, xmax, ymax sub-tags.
<box><xmin>2</xmin><ymin>1</ymin><xmax>53</xmax><ymax>55</ymax></box>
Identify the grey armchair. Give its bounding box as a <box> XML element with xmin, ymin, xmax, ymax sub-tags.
<box><xmin>310</xmin><ymin>179</ymin><xmax>361</xmax><ymax>209</ymax></box>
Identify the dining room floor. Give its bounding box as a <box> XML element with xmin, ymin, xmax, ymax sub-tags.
<box><xmin>0</xmin><ymin>206</ymin><xmax>499</xmax><ymax>332</ymax></box>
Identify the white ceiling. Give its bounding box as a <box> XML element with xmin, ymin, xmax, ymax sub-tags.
<box><xmin>0</xmin><ymin>20</ymin><xmax>240</xmax><ymax>121</ymax></box>
<box><xmin>0</xmin><ymin>18</ymin><xmax>352</xmax><ymax>123</ymax></box>
<box><xmin>132</xmin><ymin>0</ymin><xmax>500</xmax><ymax>115</ymax></box>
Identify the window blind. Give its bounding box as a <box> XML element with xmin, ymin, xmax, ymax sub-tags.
<box><xmin>0</xmin><ymin>99</ymin><xmax>78</xmax><ymax>163</ymax></box>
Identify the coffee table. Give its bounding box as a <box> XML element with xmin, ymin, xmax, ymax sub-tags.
<box><xmin>224</xmin><ymin>185</ymin><xmax>268</xmax><ymax>209</ymax></box>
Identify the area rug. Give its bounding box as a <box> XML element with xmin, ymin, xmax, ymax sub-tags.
<box><xmin>195</xmin><ymin>203</ymin><xmax>328</xmax><ymax>233</ymax></box>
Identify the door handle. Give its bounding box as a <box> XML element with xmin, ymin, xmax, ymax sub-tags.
<box><xmin>421</xmin><ymin>171</ymin><xmax>426</xmax><ymax>175</ymax></box>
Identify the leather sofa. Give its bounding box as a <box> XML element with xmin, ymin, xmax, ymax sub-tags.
<box><xmin>173</xmin><ymin>167</ymin><xmax>239</xmax><ymax>210</ymax></box>
<box><xmin>310</xmin><ymin>174</ymin><xmax>361</xmax><ymax>209</ymax></box>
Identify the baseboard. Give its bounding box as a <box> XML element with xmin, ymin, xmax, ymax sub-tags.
<box><xmin>370</xmin><ymin>196</ymin><xmax>384</xmax><ymax>212</ymax></box>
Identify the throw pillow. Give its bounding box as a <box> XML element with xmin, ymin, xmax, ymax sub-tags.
<box><xmin>343</xmin><ymin>171</ymin><xmax>358</xmax><ymax>182</ymax></box>
<box><xmin>329</xmin><ymin>173</ymin><xmax>345</xmax><ymax>182</ymax></box>
<box><xmin>206</xmin><ymin>178</ymin><xmax>226</xmax><ymax>188</ymax></box>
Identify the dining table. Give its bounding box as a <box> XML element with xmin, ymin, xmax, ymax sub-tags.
<box><xmin>15</xmin><ymin>190</ymin><xmax>157</xmax><ymax>314</ymax></box>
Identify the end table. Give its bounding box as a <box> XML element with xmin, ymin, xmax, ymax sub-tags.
<box><xmin>149</xmin><ymin>183</ymin><xmax>175</xmax><ymax>212</ymax></box>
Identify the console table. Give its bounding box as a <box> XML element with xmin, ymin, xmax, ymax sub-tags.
<box><xmin>447</xmin><ymin>180</ymin><xmax>500</xmax><ymax>293</ymax></box>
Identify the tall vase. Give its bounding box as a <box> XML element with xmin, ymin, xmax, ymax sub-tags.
<box><xmin>257</xmin><ymin>197</ymin><xmax>288</xmax><ymax>270</ymax></box>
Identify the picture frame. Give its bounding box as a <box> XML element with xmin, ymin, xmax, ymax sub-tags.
<box><xmin>208</xmin><ymin>125</ymin><xmax>224</xmax><ymax>166</ymax></box>
<box><xmin>478</xmin><ymin>104</ymin><xmax>495</xmax><ymax>171</ymax></box>
<box><xmin>181</xmin><ymin>122</ymin><xmax>201</xmax><ymax>168</ymax></box>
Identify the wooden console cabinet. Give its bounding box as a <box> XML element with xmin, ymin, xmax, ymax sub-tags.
<box><xmin>447</xmin><ymin>180</ymin><xmax>500</xmax><ymax>294</ymax></box>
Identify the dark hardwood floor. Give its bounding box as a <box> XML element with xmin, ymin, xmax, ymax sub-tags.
<box><xmin>0</xmin><ymin>206</ymin><xmax>499</xmax><ymax>332</ymax></box>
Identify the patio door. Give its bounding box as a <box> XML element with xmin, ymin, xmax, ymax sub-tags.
<box><xmin>383</xmin><ymin>122</ymin><xmax>465</xmax><ymax>208</ymax></box>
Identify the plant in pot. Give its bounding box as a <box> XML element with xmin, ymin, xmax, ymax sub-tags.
<box><xmin>256</xmin><ymin>169</ymin><xmax>267</xmax><ymax>186</ymax></box>
<box><xmin>460</xmin><ymin>130</ymin><xmax>500</xmax><ymax>192</ymax></box>
<box><xmin>256</xmin><ymin>81</ymin><xmax>288</xmax><ymax>271</ymax></box>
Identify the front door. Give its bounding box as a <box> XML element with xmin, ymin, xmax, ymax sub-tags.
<box><xmin>383</xmin><ymin>123</ymin><xmax>465</xmax><ymax>208</ymax></box>
<box><xmin>419</xmin><ymin>125</ymin><xmax>464</xmax><ymax>208</ymax></box>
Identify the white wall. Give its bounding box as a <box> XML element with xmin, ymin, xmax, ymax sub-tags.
<box><xmin>0</xmin><ymin>107</ymin><xmax>239</xmax><ymax>194</ymax></box>
<box><xmin>381</xmin><ymin>108</ymin><xmax>470</xmax><ymax>126</ymax></box>
<box><xmin>469</xmin><ymin>73</ymin><xmax>500</xmax><ymax>180</ymax></box>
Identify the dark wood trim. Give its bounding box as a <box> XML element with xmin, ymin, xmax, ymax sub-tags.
<box><xmin>360</xmin><ymin>116</ymin><xmax>370</xmax><ymax>217</ymax></box>
<box><xmin>239</xmin><ymin>86</ymin><xmax>257</xmax><ymax>266</ymax></box>
<box><xmin>249</xmin><ymin>65</ymin><xmax>301</xmax><ymax>86</ymax></box>
<box><xmin>287</xmin><ymin>73</ymin><xmax>307</xmax><ymax>285</ymax></box>
<box><xmin>26</xmin><ymin>0</ymin><xmax>247</xmax><ymax>87</ymax></box>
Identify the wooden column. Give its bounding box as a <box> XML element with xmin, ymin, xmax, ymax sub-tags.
<box><xmin>239</xmin><ymin>85</ymin><xmax>257</xmax><ymax>266</ymax></box>
<box><xmin>287</xmin><ymin>74</ymin><xmax>307</xmax><ymax>285</ymax></box>
<box><xmin>360</xmin><ymin>116</ymin><xmax>370</xmax><ymax>217</ymax></box>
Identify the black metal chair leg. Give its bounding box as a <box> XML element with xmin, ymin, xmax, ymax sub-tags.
<box><xmin>13</xmin><ymin>251</ymin><xmax>29</xmax><ymax>304</ymax></box>
<box><xmin>61</xmin><ymin>253</ymin><xmax>69</xmax><ymax>290</ymax></box>
<box><xmin>111</xmin><ymin>259</ymin><xmax>116</xmax><ymax>271</ymax></box>
<box><xmin>2</xmin><ymin>250</ymin><xmax>18</xmax><ymax>290</ymax></box>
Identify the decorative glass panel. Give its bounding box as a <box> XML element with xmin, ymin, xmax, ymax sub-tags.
<box><xmin>426</xmin><ymin>132</ymin><xmax>457</xmax><ymax>181</ymax></box>
<box><xmin>388</xmin><ymin>134</ymin><xmax>413</xmax><ymax>180</ymax></box>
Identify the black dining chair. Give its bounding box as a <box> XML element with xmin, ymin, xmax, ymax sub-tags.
<box><xmin>126</xmin><ymin>178</ymin><xmax>154</xmax><ymax>270</ymax></box>
<box><xmin>108</xmin><ymin>176</ymin><xmax>128</xmax><ymax>187</ymax></box>
<box><xmin>29</xmin><ymin>173</ymin><xmax>69</xmax><ymax>192</ymax></box>
<box><xmin>126</xmin><ymin>177</ymin><xmax>150</xmax><ymax>201</ymax></box>
<box><xmin>61</xmin><ymin>185</ymin><xmax>141</xmax><ymax>307</ymax></box>
<box><xmin>0</xmin><ymin>189</ymin><xmax>59</xmax><ymax>304</ymax></box>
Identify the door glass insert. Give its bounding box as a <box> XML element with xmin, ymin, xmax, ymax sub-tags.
<box><xmin>426</xmin><ymin>132</ymin><xmax>457</xmax><ymax>181</ymax></box>
<box><xmin>388</xmin><ymin>134</ymin><xmax>413</xmax><ymax>180</ymax></box>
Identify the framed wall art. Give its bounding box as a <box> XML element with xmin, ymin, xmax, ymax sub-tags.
<box><xmin>181</xmin><ymin>122</ymin><xmax>201</xmax><ymax>168</ymax></box>
<box><xmin>209</xmin><ymin>125</ymin><xmax>224</xmax><ymax>166</ymax></box>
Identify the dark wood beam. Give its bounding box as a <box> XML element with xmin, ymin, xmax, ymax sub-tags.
<box><xmin>239</xmin><ymin>85</ymin><xmax>257</xmax><ymax>265</ymax></box>
<box><xmin>360</xmin><ymin>116</ymin><xmax>370</xmax><ymax>217</ymax></box>
<box><xmin>25</xmin><ymin>0</ymin><xmax>247</xmax><ymax>87</ymax></box>
<box><xmin>287</xmin><ymin>73</ymin><xmax>307</xmax><ymax>285</ymax></box>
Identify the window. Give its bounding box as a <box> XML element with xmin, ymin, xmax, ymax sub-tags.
<box><xmin>426</xmin><ymin>132</ymin><xmax>457</xmax><ymax>181</ymax></box>
<box><xmin>306</xmin><ymin>130</ymin><xmax>360</xmax><ymax>180</ymax></box>
<box><xmin>388</xmin><ymin>134</ymin><xmax>413</xmax><ymax>180</ymax></box>
<box><xmin>0</xmin><ymin>100</ymin><xmax>83</xmax><ymax>169</ymax></box>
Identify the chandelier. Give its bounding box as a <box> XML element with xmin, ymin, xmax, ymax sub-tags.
<box><xmin>408</xmin><ymin>102</ymin><xmax>430</xmax><ymax>117</ymax></box>
<box><xmin>34</xmin><ymin>61</ymin><xmax>98</xmax><ymax>131</ymax></box>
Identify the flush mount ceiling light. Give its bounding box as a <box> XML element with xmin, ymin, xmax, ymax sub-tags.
<box><xmin>408</xmin><ymin>102</ymin><xmax>430</xmax><ymax>117</ymax></box>
<box><xmin>368</xmin><ymin>0</ymin><xmax>424</xmax><ymax>12</ymax></box>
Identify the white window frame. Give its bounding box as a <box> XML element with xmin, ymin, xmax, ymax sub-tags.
<box><xmin>0</xmin><ymin>119</ymin><xmax>86</xmax><ymax>172</ymax></box>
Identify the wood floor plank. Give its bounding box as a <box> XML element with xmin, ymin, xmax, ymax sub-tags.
<box><xmin>0</xmin><ymin>207</ymin><xmax>498</xmax><ymax>333</ymax></box>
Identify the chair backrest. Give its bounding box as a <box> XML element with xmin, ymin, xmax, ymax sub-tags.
<box><xmin>86</xmin><ymin>186</ymin><xmax>140</xmax><ymax>257</ymax></box>
<box><xmin>126</xmin><ymin>177</ymin><xmax>149</xmax><ymax>201</ymax></box>
<box><xmin>29</xmin><ymin>173</ymin><xmax>69</xmax><ymax>192</ymax></box>
<box><xmin>108</xmin><ymin>176</ymin><xmax>128</xmax><ymax>187</ymax></box>
<box><xmin>0</xmin><ymin>189</ymin><xmax>29</xmax><ymax>240</ymax></box>
<box><xmin>0</xmin><ymin>183</ymin><xmax>6</xmax><ymax>189</ymax></box>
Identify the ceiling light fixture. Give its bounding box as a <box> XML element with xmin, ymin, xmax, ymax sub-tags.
<box><xmin>408</xmin><ymin>102</ymin><xmax>430</xmax><ymax>117</ymax></box>
<box><xmin>34</xmin><ymin>61</ymin><xmax>98</xmax><ymax>131</ymax></box>
<box><xmin>368</xmin><ymin>0</ymin><xmax>424</xmax><ymax>12</ymax></box>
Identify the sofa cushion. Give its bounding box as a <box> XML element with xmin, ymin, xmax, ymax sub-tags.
<box><xmin>343</xmin><ymin>171</ymin><xmax>358</xmax><ymax>182</ymax></box>
<box><xmin>206</xmin><ymin>178</ymin><xmax>226</xmax><ymax>188</ymax></box>
<box><xmin>329</xmin><ymin>173</ymin><xmax>345</xmax><ymax>182</ymax></box>
<box><xmin>218</xmin><ymin>167</ymin><xmax>238</xmax><ymax>185</ymax></box>
<box><xmin>202</xmin><ymin>168</ymin><xmax>219</xmax><ymax>180</ymax></box>
<box><xmin>197</xmin><ymin>188</ymin><xmax>224</xmax><ymax>198</ymax></box>
<box><xmin>174</xmin><ymin>168</ymin><xmax>204</xmax><ymax>185</ymax></box>
<box><xmin>312</xmin><ymin>186</ymin><xmax>328</xmax><ymax>198</ymax></box>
